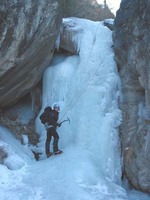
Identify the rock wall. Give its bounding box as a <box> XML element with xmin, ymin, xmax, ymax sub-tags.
<box><xmin>0</xmin><ymin>0</ymin><xmax>62</xmax><ymax>107</ymax></box>
<box><xmin>113</xmin><ymin>0</ymin><xmax>150</xmax><ymax>193</ymax></box>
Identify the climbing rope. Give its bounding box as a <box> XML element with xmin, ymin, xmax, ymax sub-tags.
<box><xmin>59</xmin><ymin>58</ymin><xmax>106</xmax><ymax>122</ymax></box>
<box><xmin>59</xmin><ymin>22</ymin><xmax>107</xmax><ymax>122</ymax></box>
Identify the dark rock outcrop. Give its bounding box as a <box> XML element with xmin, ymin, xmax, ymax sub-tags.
<box><xmin>60</xmin><ymin>18</ymin><xmax>81</xmax><ymax>54</ymax></box>
<box><xmin>0</xmin><ymin>0</ymin><xmax>62</xmax><ymax>108</ymax></box>
<box><xmin>0</xmin><ymin>147</ymin><xmax>7</xmax><ymax>164</ymax></box>
<box><xmin>103</xmin><ymin>19</ymin><xmax>114</xmax><ymax>31</ymax></box>
<box><xmin>0</xmin><ymin>114</ymin><xmax>39</xmax><ymax>146</ymax></box>
<box><xmin>113</xmin><ymin>0</ymin><xmax>150</xmax><ymax>192</ymax></box>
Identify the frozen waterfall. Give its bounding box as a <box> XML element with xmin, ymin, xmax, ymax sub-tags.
<box><xmin>36</xmin><ymin>18</ymin><xmax>125</xmax><ymax>199</ymax></box>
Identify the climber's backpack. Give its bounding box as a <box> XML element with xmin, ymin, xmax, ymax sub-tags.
<box><xmin>40</xmin><ymin>106</ymin><xmax>53</xmax><ymax>124</ymax></box>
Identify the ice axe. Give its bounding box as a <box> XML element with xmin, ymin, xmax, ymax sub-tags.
<box><xmin>59</xmin><ymin>117</ymin><xmax>70</xmax><ymax>126</ymax></box>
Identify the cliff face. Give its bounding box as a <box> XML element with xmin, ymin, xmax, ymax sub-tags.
<box><xmin>0</xmin><ymin>0</ymin><xmax>62</xmax><ymax>107</ymax></box>
<box><xmin>113</xmin><ymin>0</ymin><xmax>150</xmax><ymax>192</ymax></box>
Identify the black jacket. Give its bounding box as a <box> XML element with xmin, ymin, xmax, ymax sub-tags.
<box><xmin>48</xmin><ymin>109</ymin><xmax>59</xmax><ymax>127</ymax></box>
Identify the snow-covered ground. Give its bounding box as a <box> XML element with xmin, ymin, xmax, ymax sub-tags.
<box><xmin>0</xmin><ymin>18</ymin><xmax>150</xmax><ymax>200</ymax></box>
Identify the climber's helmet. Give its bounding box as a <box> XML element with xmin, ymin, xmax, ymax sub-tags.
<box><xmin>53</xmin><ymin>104</ymin><xmax>60</xmax><ymax>111</ymax></box>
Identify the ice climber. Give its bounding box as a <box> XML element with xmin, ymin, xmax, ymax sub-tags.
<box><xmin>40</xmin><ymin>104</ymin><xmax>63</xmax><ymax>157</ymax></box>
